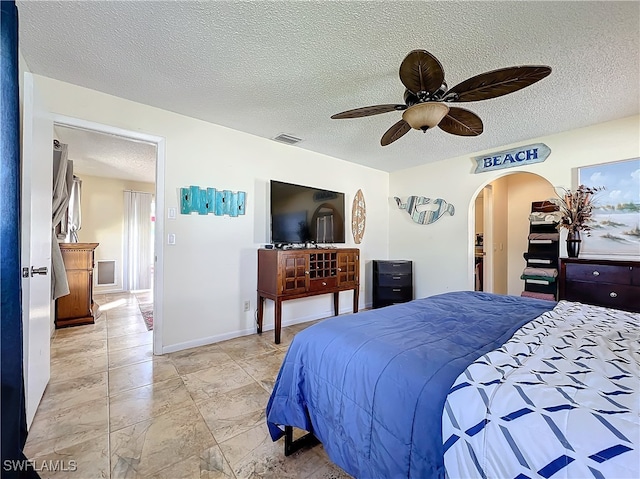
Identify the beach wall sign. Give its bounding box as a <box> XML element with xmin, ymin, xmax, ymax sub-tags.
<box><xmin>473</xmin><ymin>143</ymin><xmax>551</xmax><ymax>174</ymax></box>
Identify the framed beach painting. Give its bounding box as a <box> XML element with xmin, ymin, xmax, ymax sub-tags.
<box><xmin>577</xmin><ymin>157</ymin><xmax>640</xmax><ymax>257</ymax></box>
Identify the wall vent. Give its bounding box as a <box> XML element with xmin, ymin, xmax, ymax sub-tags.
<box><xmin>96</xmin><ymin>260</ymin><xmax>116</xmax><ymax>286</ymax></box>
<box><xmin>272</xmin><ymin>133</ymin><xmax>302</xmax><ymax>145</ymax></box>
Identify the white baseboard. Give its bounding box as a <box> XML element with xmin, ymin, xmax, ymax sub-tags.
<box><xmin>95</xmin><ymin>287</ymin><xmax>124</xmax><ymax>294</ymax></box>
<box><xmin>161</xmin><ymin>327</ymin><xmax>257</xmax><ymax>354</ymax></box>
<box><xmin>160</xmin><ymin>305</ymin><xmax>370</xmax><ymax>355</ymax></box>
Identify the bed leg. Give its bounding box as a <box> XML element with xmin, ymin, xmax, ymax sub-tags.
<box><xmin>284</xmin><ymin>426</ymin><xmax>319</xmax><ymax>456</ymax></box>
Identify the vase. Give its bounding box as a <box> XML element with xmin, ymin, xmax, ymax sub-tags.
<box><xmin>566</xmin><ymin>230</ymin><xmax>581</xmax><ymax>258</ymax></box>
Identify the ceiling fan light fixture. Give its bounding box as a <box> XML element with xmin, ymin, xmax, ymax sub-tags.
<box><xmin>402</xmin><ymin>102</ymin><xmax>450</xmax><ymax>131</ymax></box>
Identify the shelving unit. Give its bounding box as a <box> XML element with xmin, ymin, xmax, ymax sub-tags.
<box><xmin>521</xmin><ymin>201</ymin><xmax>560</xmax><ymax>300</ymax></box>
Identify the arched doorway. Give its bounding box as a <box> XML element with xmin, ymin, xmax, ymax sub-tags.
<box><xmin>472</xmin><ymin>172</ymin><xmax>556</xmax><ymax>295</ymax></box>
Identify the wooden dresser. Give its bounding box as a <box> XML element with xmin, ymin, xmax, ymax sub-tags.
<box><xmin>257</xmin><ymin>247</ymin><xmax>359</xmax><ymax>343</ymax></box>
<box><xmin>558</xmin><ymin>257</ymin><xmax>640</xmax><ymax>312</ymax></box>
<box><xmin>56</xmin><ymin>243</ymin><xmax>99</xmax><ymax>328</ymax></box>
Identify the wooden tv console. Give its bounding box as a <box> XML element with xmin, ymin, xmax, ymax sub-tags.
<box><xmin>257</xmin><ymin>247</ymin><xmax>359</xmax><ymax>343</ymax></box>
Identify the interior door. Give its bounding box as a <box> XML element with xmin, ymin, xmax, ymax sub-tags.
<box><xmin>483</xmin><ymin>185</ymin><xmax>494</xmax><ymax>293</ymax></box>
<box><xmin>21</xmin><ymin>72</ymin><xmax>53</xmax><ymax>428</ymax></box>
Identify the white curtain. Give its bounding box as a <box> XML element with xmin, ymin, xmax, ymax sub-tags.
<box><xmin>51</xmin><ymin>142</ymin><xmax>72</xmax><ymax>299</ymax></box>
<box><xmin>123</xmin><ymin>191</ymin><xmax>154</xmax><ymax>291</ymax></box>
<box><xmin>66</xmin><ymin>176</ymin><xmax>82</xmax><ymax>242</ymax></box>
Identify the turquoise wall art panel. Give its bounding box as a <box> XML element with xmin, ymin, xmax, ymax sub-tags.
<box><xmin>198</xmin><ymin>188</ymin><xmax>208</xmax><ymax>215</ymax></box>
<box><xmin>228</xmin><ymin>191</ymin><xmax>239</xmax><ymax>217</ymax></box>
<box><xmin>215</xmin><ymin>190</ymin><xmax>227</xmax><ymax>216</ymax></box>
<box><xmin>180</xmin><ymin>185</ymin><xmax>246</xmax><ymax>217</ymax></box>
<box><xmin>237</xmin><ymin>191</ymin><xmax>246</xmax><ymax>216</ymax></box>
<box><xmin>206</xmin><ymin>188</ymin><xmax>216</xmax><ymax>214</ymax></box>
<box><xmin>180</xmin><ymin>187</ymin><xmax>191</xmax><ymax>214</ymax></box>
<box><xmin>190</xmin><ymin>185</ymin><xmax>201</xmax><ymax>213</ymax></box>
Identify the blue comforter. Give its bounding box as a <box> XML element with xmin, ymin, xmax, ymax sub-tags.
<box><xmin>266</xmin><ymin>291</ymin><xmax>556</xmax><ymax>479</ymax></box>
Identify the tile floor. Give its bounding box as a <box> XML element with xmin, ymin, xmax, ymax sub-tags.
<box><xmin>25</xmin><ymin>291</ymin><xmax>351</xmax><ymax>479</ymax></box>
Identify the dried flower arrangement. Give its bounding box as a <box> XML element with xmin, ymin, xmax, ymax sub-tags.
<box><xmin>548</xmin><ymin>185</ymin><xmax>604</xmax><ymax>236</ymax></box>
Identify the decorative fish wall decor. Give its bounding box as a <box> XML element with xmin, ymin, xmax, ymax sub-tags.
<box><xmin>394</xmin><ymin>196</ymin><xmax>455</xmax><ymax>225</ymax></box>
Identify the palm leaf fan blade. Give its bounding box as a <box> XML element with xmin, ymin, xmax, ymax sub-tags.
<box><xmin>399</xmin><ymin>50</ymin><xmax>445</xmax><ymax>96</ymax></box>
<box><xmin>438</xmin><ymin>107</ymin><xmax>483</xmax><ymax>136</ymax></box>
<box><xmin>447</xmin><ymin>66</ymin><xmax>552</xmax><ymax>102</ymax></box>
<box><xmin>381</xmin><ymin>120</ymin><xmax>411</xmax><ymax>146</ymax></box>
<box><xmin>331</xmin><ymin>104</ymin><xmax>406</xmax><ymax>119</ymax></box>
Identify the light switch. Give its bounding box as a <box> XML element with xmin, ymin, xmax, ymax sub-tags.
<box><xmin>168</xmin><ymin>207</ymin><xmax>177</xmax><ymax>219</ymax></box>
<box><xmin>168</xmin><ymin>233</ymin><xmax>176</xmax><ymax>245</ymax></box>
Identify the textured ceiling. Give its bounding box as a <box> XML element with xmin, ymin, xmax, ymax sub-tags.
<box><xmin>54</xmin><ymin>125</ymin><xmax>156</xmax><ymax>183</ymax></box>
<box><xmin>18</xmin><ymin>1</ymin><xmax>640</xmax><ymax>173</ymax></box>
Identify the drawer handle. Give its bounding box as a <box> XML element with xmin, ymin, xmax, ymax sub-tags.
<box><xmin>322</xmin><ymin>282</ymin><xmax>327</xmax><ymax>286</ymax></box>
<box><xmin>610</xmin><ymin>291</ymin><xmax>617</xmax><ymax>298</ymax></box>
<box><xmin>305</xmin><ymin>271</ymin><xmax>309</xmax><ymax>275</ymax></box>
<box><xmin>592</xmin><ymin>271</ymin><xmax>600</xmax><ymax>276</ymax></box>
<box><xmin>393</xmin><ymin>276</ymin><xmax>401</xmax><ymax>280</ymax></box>
<box><xmin>337</xmin><ymin>268</ymin><xmax>342</xmax><ymax>272</ymax></box>
<box><xmin>392</xmin><ymin>288</ymin><xmax>401</xmax><ymax>292</ymax></box>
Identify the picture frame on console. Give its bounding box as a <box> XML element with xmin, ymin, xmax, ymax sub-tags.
<box><xmin>576</xmin><ymin>157</ymin><xmax>640</xmax><ymax>258</ymax></box>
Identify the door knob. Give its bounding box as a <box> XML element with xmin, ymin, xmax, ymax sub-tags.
<box><xmin>30</xmin><ymin>266</ymin><xmax>48</xmax><ymax>277</ymax></box>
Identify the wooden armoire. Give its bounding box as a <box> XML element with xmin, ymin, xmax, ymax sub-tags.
<box><xmin>55</xmin><ymin>243</ymin><xmax>99</xmax><ymax>328</ymax></box>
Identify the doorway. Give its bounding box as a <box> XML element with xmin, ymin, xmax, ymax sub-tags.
<box><xmin>474</xmin><ymin>188</ymin><xmax>487</xmax><ymax>292</ymax></box>
<box><xmin>51</xmin><ymin>115</ymin><xmax>166</xmax><ymax>355</ymax></box>
<box><xmin>471</xmin><ymin>172</ymin><xmax>556</xmax><ymax>296</ymax></box>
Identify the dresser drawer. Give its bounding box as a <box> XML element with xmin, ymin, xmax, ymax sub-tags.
<box><xmin>373</xmin><ymin>286</ymin><xmax>412</xmax><ymax>305</ymax></box>
<box><xmin>565</xmin><ymin>263</ymin><xmax>632</xmax><ymax>285</ymax></box>
<box><xmin>376</xmin><ymin>273</ymin><xmax>412</xmax><ymax>287</ymax></box>
<box><xmin>564</xmin><ymin>281</ymin><xmax>640</xmax><ymax>312</ymax></box>
<box><xmin>375</xmin><ymin>261</ymin><xmax>412</xmax><ymax>274</ymax></box>
<box><xmin>378</xmin><ymin>286</ymin><xmax>412</xmax><ymax>302</ymax></box>
<box><xmin>308</xmin><ymin>277</ymin><xmax>337</xmax><ymax>292</ymax></box>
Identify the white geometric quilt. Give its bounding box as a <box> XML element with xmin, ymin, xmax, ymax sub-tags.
<box><xmin>443</xmin><ymin>301</ymin><xmax>639</xmax><ymax>479</ymax></box>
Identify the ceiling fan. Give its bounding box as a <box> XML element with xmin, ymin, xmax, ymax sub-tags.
<box><xmin>331</xmin><ymin>49</ymin><xmax>551</xmax><ymax>146</ymax></box>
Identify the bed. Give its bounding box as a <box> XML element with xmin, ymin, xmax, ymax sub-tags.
<box><xmin>265</xmin><ymin>291</ymin><xmax>639</xmax><ymax>479</ymax></box>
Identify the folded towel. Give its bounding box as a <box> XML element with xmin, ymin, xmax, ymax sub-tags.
<box><xmin>521</xmin><ymin>291</ymin><xmax>556</xmax><ymax>301</ymax></box>
<box><xmin>530</xmin><ymin>201</ymin><xmax>559</xmax><ymax>213</ymax></box>
<box><xmin>525</xmin><ymin>258</ymin><xmax>553</xmax><ymax>265</ymax></box>
<box><xmin>523</xmin><ymin>252</ymin><xmax>558</xmax><ymax>262</ymax></box>
<box><xmin>523</xmin><ymin>267</ymin><xmax>558</xmax><ymax>278</ymax></box>
<box><xmin>528</xmin><ymin>232</ymin><xmax>559</xmax><ymax>241</ymax></box>
<box><xmin>521</xmin><ymin>275</ymin><xmax>557</xmax><ymax>283</ymax></box>
<box><xmin>529</xmin><ymin>211</ymin><xmax>562</xmax><ymax>223</ymax></box>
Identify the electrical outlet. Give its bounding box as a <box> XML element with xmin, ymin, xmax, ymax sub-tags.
<box><xmin>243</xmin><ymin>300</ymin><xmax>250</xmax><ymax>312</ymax></box>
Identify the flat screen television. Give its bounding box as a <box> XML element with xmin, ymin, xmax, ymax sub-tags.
<box><xmin>270</xmin><ymin>180</ymin><xmax>345</xmax><ymax>244</ymax></box>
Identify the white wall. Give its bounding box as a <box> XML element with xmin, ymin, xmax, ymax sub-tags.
<box><xmin>390</xmin><ymin>115</ymin><xmax>640</xmax><ymax>300</ymax></box>
<box><xmin>76</xmin><ymin>174</ymin><xmax>155</xmax><ymax>293</ymax></box>
<box><xmin>490</xmin><ymin>178</ymin><xmax>509</xmax><ymax>294</ymax></box>
<box><xmin>33</xmin><ymin>75</ymin><xmax>390</xmax><ymax>352</ymax></box>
